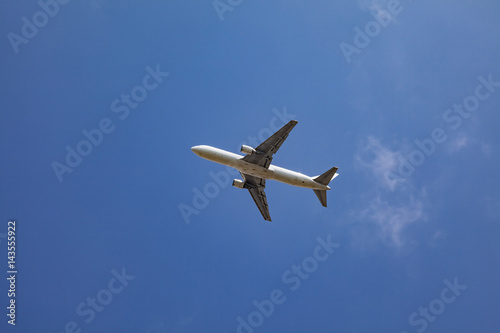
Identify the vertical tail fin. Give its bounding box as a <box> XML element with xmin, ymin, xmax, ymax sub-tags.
<box><xmin>313</xmin><ymin>167</ymin><xmax>339</xmax><ymax>207</ymax></box>
<box><xmin>313</xmin><ymin>189</ymin><xmax>328</xmax><ymax>207</ymax></box>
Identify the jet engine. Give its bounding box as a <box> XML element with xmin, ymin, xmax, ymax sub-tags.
<box><xmin>232</xmin><ymin>179</ymin><xmax>246</xmax><ymax>189</ymax></box>
<box><xmin>240</xmin><ymin>145</ymin><xmax>255</xmax><ymax>155</ymax></box>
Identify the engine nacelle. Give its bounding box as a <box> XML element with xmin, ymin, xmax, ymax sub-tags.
<box><xmin>240</xmin><ymin>145</ymin><xmax>255</xmax><ymax>155</ymax></box>
<box><xmin>232</xmin><ymin>179</ymin><xmax>246</xmax><ymax>189</ymax></box>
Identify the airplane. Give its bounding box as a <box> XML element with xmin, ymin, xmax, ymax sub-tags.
<box><xmin>191</xmin><ymin>120</ymin><xmax>339</xmax><ymax>221</ymax></box>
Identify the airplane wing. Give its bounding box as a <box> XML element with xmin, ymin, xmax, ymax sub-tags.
<box><xmin>242</xmin><ymin>120</ymin><xmax>298</xmax><ymax>169</ymax></box>
<box><xmin>241</xmin><ymin>173</ymin><xmax>271</xmax><ymax>221</ymax></box>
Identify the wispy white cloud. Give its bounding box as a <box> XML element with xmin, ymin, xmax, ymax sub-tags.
<box><xmin>360</xmin><ymin>195</ymin><xmax>425</xmax><ymax>247</ymax></box>
<box><xmin>352</xmin><ymin>136</ymin><xmax>427</xmax><ymax>248</ymax></box>
<box><xmin>354</xmin><ymin>136</ymin><xmax>403</xmax><ymax>190</ymax></box>
<box><xmin>447</xmin><ymin>135</ymin><xmax>468</xmax><ymax>154</ymax></box>
<box><xmin>446</xmin><ymin>134</ymin><xmax>493</xmax><ymax>158</ymax></box>
<box><xmin>429</xmin><ymin>230</ymin><xmax>447</xmax><ymax>248</ymax></box>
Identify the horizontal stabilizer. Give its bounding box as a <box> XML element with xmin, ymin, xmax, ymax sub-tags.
<box><xmin>313</xmin><ymin>167</ymin><xmax>338</xmax><ymax>185</ymax></box>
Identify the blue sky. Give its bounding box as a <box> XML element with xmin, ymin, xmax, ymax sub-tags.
<box><xmin>1</xmin><ymin>0</ymin><xmax>499</xmax><ymax>332</ymax></box>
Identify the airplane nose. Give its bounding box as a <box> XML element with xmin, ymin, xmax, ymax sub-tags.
<box><xmin>191</xmin><ymin>145</ymin><xmax>202</xmax><ymax>155</ymax></box>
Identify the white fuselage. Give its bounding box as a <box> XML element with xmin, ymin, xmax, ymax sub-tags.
<box><xmin>191</xmin><ymin>145</ymin><xmax>330</xmax><ymax>190</ymax></box>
